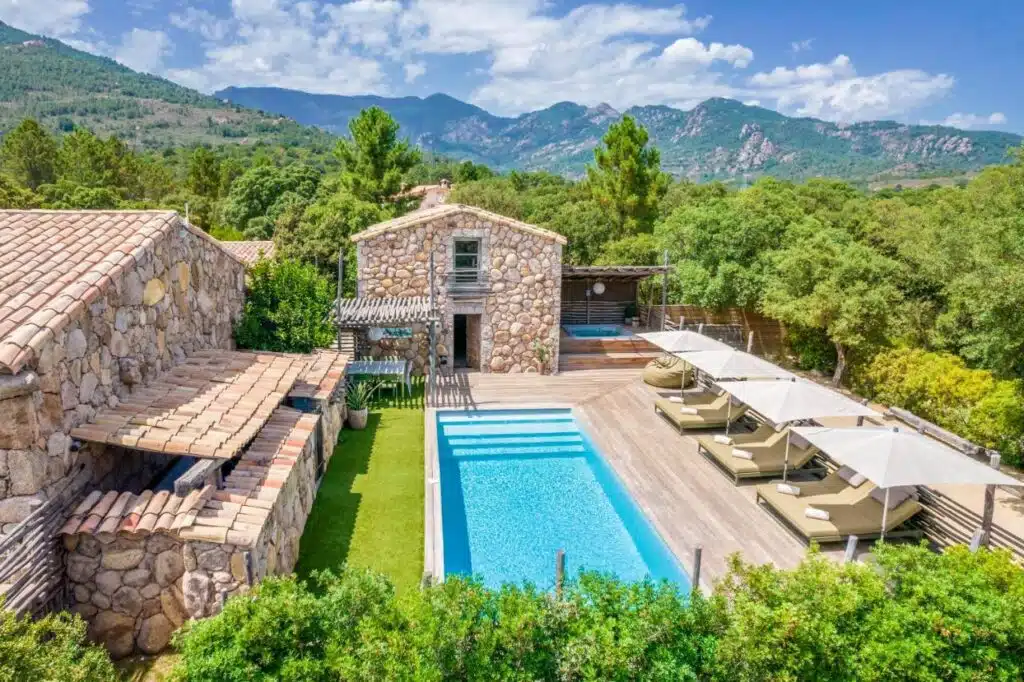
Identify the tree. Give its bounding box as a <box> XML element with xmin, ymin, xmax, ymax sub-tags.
<box><xmin>761</xmin><ymin>220</ymin><xmax>905</xmax><ymax>384</ymax></box>
<box><xmin>221</xmin><ymin>163</ymin><xmax>321</xmax><ymax>234</ymax></box>
<box><xmin>0</xmin><ymin>119</ymin><xmax>57</xmax><ymax>189</ymax></box>
<box><xmin>56</xmin><ymin>128</ymin><xmax>118</xmax><ymax>187</ymax></box>
<box><xmin>0</xmin><ymin>173</ymin><xmax>39</xmax><ymax>208</ymax></box>
<box><xmin>186</xmin><ymin>147</ymin><xmax>222</xmax><ymax>198</ymax></box>
<box><xmin>587</xmin><ymin>115</ymin><xmax>669</xmax><ymax>237</ymax></box>
<box><xmin>335</xmin><ymin>107</ymin><xmax>420</xmax><ymax>205</ymax></box>
<box><xmin>235</xmin><ymin>258</ymin><xmax>336</xmax><ymax>353</ymax></box>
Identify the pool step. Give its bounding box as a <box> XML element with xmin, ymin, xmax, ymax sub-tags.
<box><xmin>447</xmin><ymin>434</ymin><xmax>584</xmax><ymax>446</ymax></box>
<box><xmin>442</xmin><ymin>421</ymin><xmax>580</xmax><ymax>437</ymax></box>
<box><xmin>560</xmin><ymin>336</ymin><xmax>658</xmax><ymax>354</ymax></box>
<box><xmin>438</xmin><ymin>411</ymin><xmax>572</xmax><ymax>424</ymax></box>
<box><xmin>449</xmin><ymin>444</ymin><xmax>587</xmax><ymax>457</ymax></box>
<box><xmin>558</xmin><ymin>351</ymin><xmax>662</xmax><ymax>372</ymax></box>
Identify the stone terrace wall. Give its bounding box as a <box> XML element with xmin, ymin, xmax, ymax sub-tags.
<box><xmin>356</xmin><ymin>209</ymin><xmax>563</xmax><ymax>373</ymax></box>
<box><xmin>0</xmin><ymin>225</ymin><xmax>246</xmax><ymax>532</ymax></box>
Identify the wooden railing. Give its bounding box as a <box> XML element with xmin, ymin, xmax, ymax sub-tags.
<box><xmin>913</xmin><ymin>487</ymin><xmax>1024</xmax><ymax>561</ymax></box>
<box><xmin>0</xmin><ymin>496</ymin><xmax>69</xmax><ymax>617</ymax></box>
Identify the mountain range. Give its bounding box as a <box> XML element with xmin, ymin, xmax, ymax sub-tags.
<box><xmin>0</xmin><ymin>19</ymin><xmax>1019</xmax><ymax>182</ymax></box>
<box><xmin>0</xmin><ymin>21</ymin><xmax>330</xmax><ymax>148</ymax></box>
<box><xmin>216</xmin><ymin>87</ymin><xmax>1023</xmax><ymax>181</ymax></box>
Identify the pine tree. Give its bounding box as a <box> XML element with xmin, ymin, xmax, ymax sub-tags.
<box><xmin>334</xmin><ymin>107</ymin><xmax>420</xmax><ymax>205</ymax></box>
<box><xmin>587</xmin><ymin>115</ymin><xmax>669</xmax><ymax>237</ymax></box>
<box><xmin>0</xmin><ymin>119</ymin><xmax>57</xmax><ymax>189</ymax></box>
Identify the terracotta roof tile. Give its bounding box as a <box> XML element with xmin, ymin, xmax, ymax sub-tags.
<box><xmin>289</xmin><ymin>350</ymin><xmax>348</xmax><ymax>401</ymax></box>
<box><xmin>218</xmin><ymin>240</ymin><xmax>275</xmax><ymax>266</ymax></box>
<box><xmin>70</xmin><ymin>350</ymin><xmax>308</xmax><ymax>460</ymax></box>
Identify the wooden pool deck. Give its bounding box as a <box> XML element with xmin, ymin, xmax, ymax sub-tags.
<box><xmin>428</xmin><ymin>369</ymin><xmax>852</xmax><ymax>590</ymax></box>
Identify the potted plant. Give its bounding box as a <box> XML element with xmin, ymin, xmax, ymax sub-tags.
<box><xmin>532</xmin><ymin>340</ymin><xmax>552</xmax><ymax>375</ymax></box>
<box><xmin>345</xmin><ymin>379</ymin><xmax>378</xmax><ymax>430</ymax></box>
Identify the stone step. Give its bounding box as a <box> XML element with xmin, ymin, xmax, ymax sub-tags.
<box><xmin>558</xmin><ymin>351</ymin><xmax>662</xmax><ymax>371</ymax></box>
<box><xmin>559</xmin><ymin>336</ymin><xmax>659</xmax><ymax>354</ymax></box>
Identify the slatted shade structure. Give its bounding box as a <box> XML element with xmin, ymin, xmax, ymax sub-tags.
<box><xmin>561</xmin><ymin>264</ymin><xmax>669</xmax><ymax>325</ymax></box>
<box><xmin>333</xmin><ymin>296</ymin><xmax>435</xmax><ymax>328</ymax></box>
<box><xmin>70</xmin><ymin>350</ymin><xmax>307</xmax><ymax>459</ymax></box>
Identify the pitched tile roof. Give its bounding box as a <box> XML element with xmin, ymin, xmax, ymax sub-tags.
<box><xmin>59</xmin><ymin>406</ymin><xmax>320</xmax><ymax>547</ymax></box>
<box><xmin>70</xmin><ymin>350</ymin><xmax>307</xmax><ymax>459</ymax></box>
<box><xmin>0</xmin><ymin>210</ymin><xmax>245</xmax><ymax>375</ymax></box>
<box><xmin>288</xmin><ymin>350</ymin><xmax>348</xmax><ymax>402</ymax></box>
<box><xmin>178</xmin><ymin>407</ymin><xmax>319</xmax><ymax>545</ymax></box>
<box><xmin>350</xmin><ymin>204</ymin><xmax>567</xmax><ymax>245</ymax></box>
<box><xmin>218</xmin><ymin>240</ymin><xmax>276</xmax><ymax>266</ymax></box>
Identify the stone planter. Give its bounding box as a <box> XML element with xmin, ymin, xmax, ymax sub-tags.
<box><xmin>348</xmin><ymin>408</ymin><xmax>369</xmax><ymax>430</ymax></box>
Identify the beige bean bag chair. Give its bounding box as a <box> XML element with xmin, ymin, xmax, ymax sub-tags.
<box><xmin>642</xmin><ymin>355</ymin><xmax>692</xmax><ymax>389</ymax></box>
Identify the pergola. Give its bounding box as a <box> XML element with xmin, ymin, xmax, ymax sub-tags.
<box><xmin>561</xmin><ymin>263</ymin><xmax>670</xmax><ymax>326</ymax></box>
<box><xmin>333</xmin><ymin>296</ymin><xmax>436</xmax><ymax>328</ymax></box>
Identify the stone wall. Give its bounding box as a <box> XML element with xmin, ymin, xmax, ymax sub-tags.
<box><xmin>0</xmin><ymin>225</ymin><xmax>246</xmax><ymax>532</ymax></box>
<box><xmin>61</xmin><ymin>398</ymin><xmax>344</xmax><ymax>657</ymax></box>
<box><xmin>356</xmin><ymin>209</ymin><xmax>563</xmax><ymax>374</ymax></box>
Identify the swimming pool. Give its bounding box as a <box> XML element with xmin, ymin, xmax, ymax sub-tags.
<box><xmin>563</xmin><ymin>324</ymin><xmax>633</xmax><ymax>338</ymax></box>
<box><xmin>437</xmin><ymin>408</ymin><xmax>688</xmax><ymax>590</ymax></box>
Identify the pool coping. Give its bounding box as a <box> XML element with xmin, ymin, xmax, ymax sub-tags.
<box><xmin>423</xmin><ymin>402</ymin><xmax>576</xmax><ymax>584</ymax></box>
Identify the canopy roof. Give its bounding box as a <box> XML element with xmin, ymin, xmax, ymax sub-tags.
<box><xmin>677</xmin><ymin>349</ymin><xmax>796</xmax><ymax>380</ymax></box>
<box><xmin>562</xmin><ymin>265</ymin><xmax>669</xmax><ymax>281</ymax></box>
<box><xmin>639</xmin><ymin>330</ymin><xmax>731</xmax><ymax>353</ymax></box>
<box><xmin>791</xmin><ymin>426</ymin><xmax>1021</xmax><ymax>488</ymax></box>
<box><xmin>717</xmin><ymin>379</ymin><xmax>879</xmax><ymax>424</ymax></box>
<box><xmin>334</xmin><ymin>296</ymin><xmax>435</xmax><ymax>327</ymax></box>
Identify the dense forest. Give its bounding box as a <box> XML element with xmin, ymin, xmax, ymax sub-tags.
<box><xmin>1</xmin><ymin>109</ymin><xmax>1022</xmax><ymax>461</ymax></box>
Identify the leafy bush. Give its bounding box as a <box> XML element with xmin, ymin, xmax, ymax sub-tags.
<box><xmin>235</xmin><ymin>258</ymin><xmax>336</xmax><ymax>354</ymax></box>
<box><xmin>0</xmin><ymin>609</ymin><xmax>118</xmax><ymax>681</ymax></box>
<box><xmin>173</xmin><ymin>545</ymin><xmax>1024</xmax><ymax>682</ymax></box>
<box><xmin>854</xmin><ymin>348</ymin><xmax>1024</xmax><ymax>464</ymax></box>
<box><xmin>173</xmin><ymin>569</ymin><xmax>723</xmax><ymax>682</ymax></box>
<box><xmin>713</xmin><ymin>544</ymin><xmax>1024</xmax><ymax>682</ymax></box>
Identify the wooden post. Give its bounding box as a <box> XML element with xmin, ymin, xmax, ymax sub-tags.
<box><xmin>746</xmin><ymin>331</ymin><xmax>754</xmax><ymax>353</ymax></box>
<box><xmin>692</xmin><ymin>545</ymin><xmax>703</xmax><ymax>594</ymax></box>
<box><xmin>843</xmin><ymin>535</ymin><xmax>858</xmax><ymax>563</ymax></box>
<box><xmin>555</xmin><ymin>549</ymin><xmax>565</xmax><ymax>599</ymax></box>
<box><xmin>980</xmin><ymin>452</ymin><xmax>1001</xmax><ymax>547</ymax></box>
<box><xmin>660</xmin><ymin>250</ymin><xmax>669</xmax><ymax>331</ymax></box>
<box><xmin>342</xmin><ymin>249</ymin><xmax>350</xmax><ymax>350</ymax></box>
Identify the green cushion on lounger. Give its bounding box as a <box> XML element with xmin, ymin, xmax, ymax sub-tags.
<box><xmin>642</xmin><ymin>356</ymin><xmax>692</xmax><ymax>389</ymax></box>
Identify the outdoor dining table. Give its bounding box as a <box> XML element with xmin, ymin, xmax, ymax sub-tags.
<box><xmin>347</xmin><ymin>359</ymin><xmax>412</xmax><ymax>396</ymax></box>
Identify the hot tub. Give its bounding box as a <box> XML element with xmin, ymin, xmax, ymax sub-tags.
<box><xmin>562</xmin><ymin>324</ymin><xmax>633</xmax><ymax>339</ymax></box>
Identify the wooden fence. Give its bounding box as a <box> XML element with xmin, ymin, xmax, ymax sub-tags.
<box><xmin>0</xmin><ymin>496</ymin><xmax>68</xmax><ymax>617</ymax></box>
<box><xmin>639</xmin><ymin>304</ymin><xmax>787</xmax><ymax>357</ymax></box>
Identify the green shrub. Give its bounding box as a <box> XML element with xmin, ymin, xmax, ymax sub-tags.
<box><xmin>0</xmin><ymin>609</ymin><xmax>118</xmax><ymax>681</ymax></box>
<box><xmin>173</xmin><ymin>569</ymin><xmax>723</xmax><ymax>682</ymax></box>
<box><xmin>234</xmin><ymin>258</ymin><xmax>336</xmax><ymax>354</ymax></box>
<box><xmin>712</xmin><ymin>544</ymin><xmax>1024</xmax><ymax>682</ymax></box>
<box><xmin>854</xmin><ymin>348</ymin><xmax>1024</xmax><ymax>464</ymax></box>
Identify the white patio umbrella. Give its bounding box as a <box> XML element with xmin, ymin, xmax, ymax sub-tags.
<box><xmin>791</xmin><ymin>426</ymin><xmax>1021</xmax><ymax>539</ymax></box>
<box><xmin>637</xmin><ymin>330</ymin><xmax>731</xmax><ymax>353</ymax></box>
<box><xmin>677</xmin><ymin>349</ymin><xmax>796</xmax><ymax>381</ymax></box>
<box><xmin>718</xmin><ymin>379</ymin><xmax>881</xmax><ymax>477</ymax></box>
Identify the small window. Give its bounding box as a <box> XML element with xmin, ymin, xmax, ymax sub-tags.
<box><xmin>453</xmin><ymin>239</ymin><xmax>480</xmax><ymax>282</ymax></box>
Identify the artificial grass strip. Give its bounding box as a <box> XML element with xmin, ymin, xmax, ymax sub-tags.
<box><xmin>296</xmin><ymin>393</ymin><xmax>425</xmax><ymax>592</ymax></box>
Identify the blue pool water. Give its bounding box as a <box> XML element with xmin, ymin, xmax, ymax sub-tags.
<box><xmin>563</xmin><ymin>324</ymin><xmax>632</xmax><ymax>338</ymax></box>
<box><xmin>438</xmin><ymin>409</ymin><xmax>688</xmax><ymax>590</ymax></box>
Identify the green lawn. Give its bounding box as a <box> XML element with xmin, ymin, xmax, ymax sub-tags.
<box><xmin>296</xmin><ymin>382</ymin><xmax>425</xmax><ymax>591</ymax></box>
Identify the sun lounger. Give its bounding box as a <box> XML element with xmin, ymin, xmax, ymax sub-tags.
<box><xmin>755</xmin><ymin>473</ymin><xmax>923</xmax><ymax>543</ymax></box>
<box><xmin>653</xmin><ymin>395</ymin><xmax>749</xmax><ymax>433</ymax></box>
<box><xmin>697</xmin><ymin>426</ymin><xmax>820</xmax><ymax>483</ymax></box>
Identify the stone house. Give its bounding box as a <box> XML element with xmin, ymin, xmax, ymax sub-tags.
<box><xmin>0</xmin><ymin>210</ymin><xmax>347</xmax><ymax>656</ymax></box>
<box><xmin>352</xmin><ymin>204</ymin><xmax>566</xmax><ymax>374</ymax></box>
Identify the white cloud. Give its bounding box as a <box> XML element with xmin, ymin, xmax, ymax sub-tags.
<box><xmin>169</xmin><ymin>8</ymin><xmax>233</xmax><ymax>42</ymax></box>
<box><xmin>938</xmin><ymin>111</ymin><xmax>1008</xmax><ymax>129</ymax></box>
<box><xmin>0</xmin><ymin>0</ymin><xmax>90</xmax><ymax>36</ymax></box>
<box><xmin>790</xmin><ymin>38</ymin><xmax>813</xmax><ymax>53</ymax></box>
<box><xmin>404</xmin><ymin>61</ymin><xmax>426</xmax><ymax>83</ymax></box>
<box><xmin>748</xmin><ymin>55</ymin><xmax>954</xmax><ymax>122</ymax></box>
<box><xmin>660</xmin><ymin>38</ymin><xmax>752</xmax><ymax>68</ymax></box>
<box><xmin>115</xmin><ymin>28</ymin><xmax>172</xmax><ymax>74</ymax></box>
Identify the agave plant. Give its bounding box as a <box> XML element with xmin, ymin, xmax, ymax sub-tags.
<box><xmin>345</xmin><ymin>379</ymin><xmax>380</xmax><ymax>411</ymax></box>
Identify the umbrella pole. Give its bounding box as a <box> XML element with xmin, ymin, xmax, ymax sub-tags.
<box><xmin>782</xmin><ymin>431</ymin><xmax>791</xmax><ymax>482</ymax></box>
<box><xmin>880</xmin><ymin>488</ymin><xmax>890</xmax><ymax>542</ymax></box>
<box><xmin>725</xmin><ymin>400</ymin><xmax>732</xmax><ymax>435</ymax></box>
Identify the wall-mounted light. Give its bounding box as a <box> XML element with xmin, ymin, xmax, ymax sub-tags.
<box><xmin>592</xmin><ymin>281</ymin><xmax>606</xmax><ymax>295</ymax></box>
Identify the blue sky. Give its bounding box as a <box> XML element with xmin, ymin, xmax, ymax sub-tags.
<box><xmin>2</xmin><ymin>0</ymin><xmax>1021</xmax><ymax>131</ymax></box>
